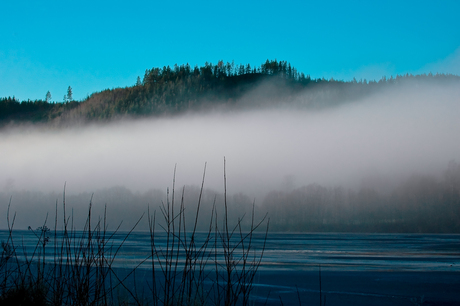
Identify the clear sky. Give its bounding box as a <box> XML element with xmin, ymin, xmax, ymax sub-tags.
<box><xmin>1</xmin><ymin>0</ymin><xmax>459</xmax><ymax>101</ymax></box>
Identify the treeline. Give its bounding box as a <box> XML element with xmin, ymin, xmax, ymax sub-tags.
<box><xmin>3</xmin><ymin>161</ymin><xmax>460</xmax><ymax>233</ymax></box>
<box><xmin>0</xmin><ymin>96</ymin><xmax>79</xmax><ymax>126</ymax></box>
<box><xmin>0</xmin><ymin>186</ymin><xmax>259</xmax><ymax>233</ymax></box>
<box><xmin>54</xmin><ymin>60</ymin><xmax>321</xmax><ymax>124</ymax></box>
<box><xmin>2</xmin><ymin>60</ymin><xmax>460</xmax><ymax>127</ymax></box>
<box><xmin>261</xmin><ymin>161</ymin><xmax>460</xmax><ymax>233</ymax></box>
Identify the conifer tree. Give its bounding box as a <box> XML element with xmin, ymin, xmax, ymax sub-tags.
<box><xmin>67</xmin><ymin>86</ymin><xmax>73</xmax><ymax>101</ymax></box>
<box><xmin>45</xmin><ymin>91</ymin><xmax>52</xmax><ymax>103</ymax></box>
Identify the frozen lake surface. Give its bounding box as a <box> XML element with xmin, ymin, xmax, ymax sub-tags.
<box><xmin>259</xmin><ymin>232</ymin><xmax>460</xmax><ymax>272</ymax></box>
<box><xmin>2</xmin><ymin>231</ymin><xmax>459</xmax><ymax>305</ymax></box>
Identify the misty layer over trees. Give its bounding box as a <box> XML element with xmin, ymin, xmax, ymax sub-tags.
<box><xmin>1</xmin><ymin>60</ymin><xmax>460</xmax><ymax>233</ymax></box>
<box><xmin>1</xmin><ymin>161</ymin><xmax>459</xmax><ymax>233</ymax></box>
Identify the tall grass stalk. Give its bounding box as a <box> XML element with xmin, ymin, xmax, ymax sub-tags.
<box><xmin>0</xmin><ymin>162</ymin><xmax>268</xmax><ymax>305</ymax></box>
<box><xmin>147</xmin><ymin>161</ymin><xmax>268</xmax><ymax>306</ymax></box>
<box><xmin>0</xmin><ymin>186</ymin><xmax>143</xmax><ymax>305</ymax></box>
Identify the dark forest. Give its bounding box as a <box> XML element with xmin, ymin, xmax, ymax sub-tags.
<box><xmin>2</xmin><ymin>59</ymin><xmax>459</xmax><ymax>127</ymax></box>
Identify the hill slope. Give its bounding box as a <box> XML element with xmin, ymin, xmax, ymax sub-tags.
<box><xmin>1</xmin><ymin>60</ymin><xmax>459</xmax><ymax>127</ymax></box>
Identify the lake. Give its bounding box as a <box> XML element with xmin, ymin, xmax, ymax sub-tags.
<box><xmin>1</xmin><ymin>230</ymin><xmax>459</xmax><ymax>305</ymax></box>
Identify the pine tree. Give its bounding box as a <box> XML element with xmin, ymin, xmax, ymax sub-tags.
<box><xmin>143</xmin><ymin>69</ymin><xmax>149</xmax><ymax>85</ymax></box>
<box><xmin>67</xmin><ymin>86</ymin><xmax>73</xmax><ymax>101</ymax></box>
<box><xmin>45</xmin><ymin>91</ymin><xmax>52</xmax><ymax>103</ymax></box>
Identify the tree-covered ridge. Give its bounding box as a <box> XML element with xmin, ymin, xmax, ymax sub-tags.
<box><xmin>1</xmin><ymin>60</ymin><xmax>459</xmax><ymax>127</ymax></box>
<box><xmin>3</xmin><ymin>160</ymin><xmax>460</xmax><ymax>233</ymax></box>
<box><xmin>57</xmin><ymin>60</ymin><xmax>313</xmax><ymax>123</ymax></box>
<box><xmin>0</xmin><ymin>96</ymin><xmax>79</xmax><ymax>124</ymax></box>
<box><xmin>261</xmin><ymin>161</ymin><xmax>460</xmax><ymax>233</ymax></box>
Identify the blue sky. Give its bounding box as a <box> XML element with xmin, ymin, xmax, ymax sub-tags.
<box><xmin>1</xmin><ymin>0</ymin><xmax>459</xmax><ymax>101</ymax></box>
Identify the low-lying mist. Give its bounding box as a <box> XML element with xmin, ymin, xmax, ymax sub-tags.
<box><xmin>1</xmin><ymin>80</ymin><xmax>459</xmax><ymax>230</ymax></box>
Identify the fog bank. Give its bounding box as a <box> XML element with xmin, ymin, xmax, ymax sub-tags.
<box><xmin>1</xmin><ymin>82</ymin><xmax>459</xmax><ymax>199</ymax></box>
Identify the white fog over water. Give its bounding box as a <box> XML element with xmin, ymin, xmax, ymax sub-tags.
<box><xmin>1</xmin><ymin>82</ymin><xmax>459</xmax><ymax>199</ymax></box>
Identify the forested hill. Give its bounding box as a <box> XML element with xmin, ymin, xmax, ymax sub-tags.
<box><xmin>2</xmin><ymin>60</ymin><xmax>459</xmax><ymax>127</ymax></box>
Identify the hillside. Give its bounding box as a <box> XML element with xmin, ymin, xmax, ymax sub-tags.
<box><xmin>1</xmin><ymin>59</ymin><xmax>459</xmax><ymax>127</ymax></box>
